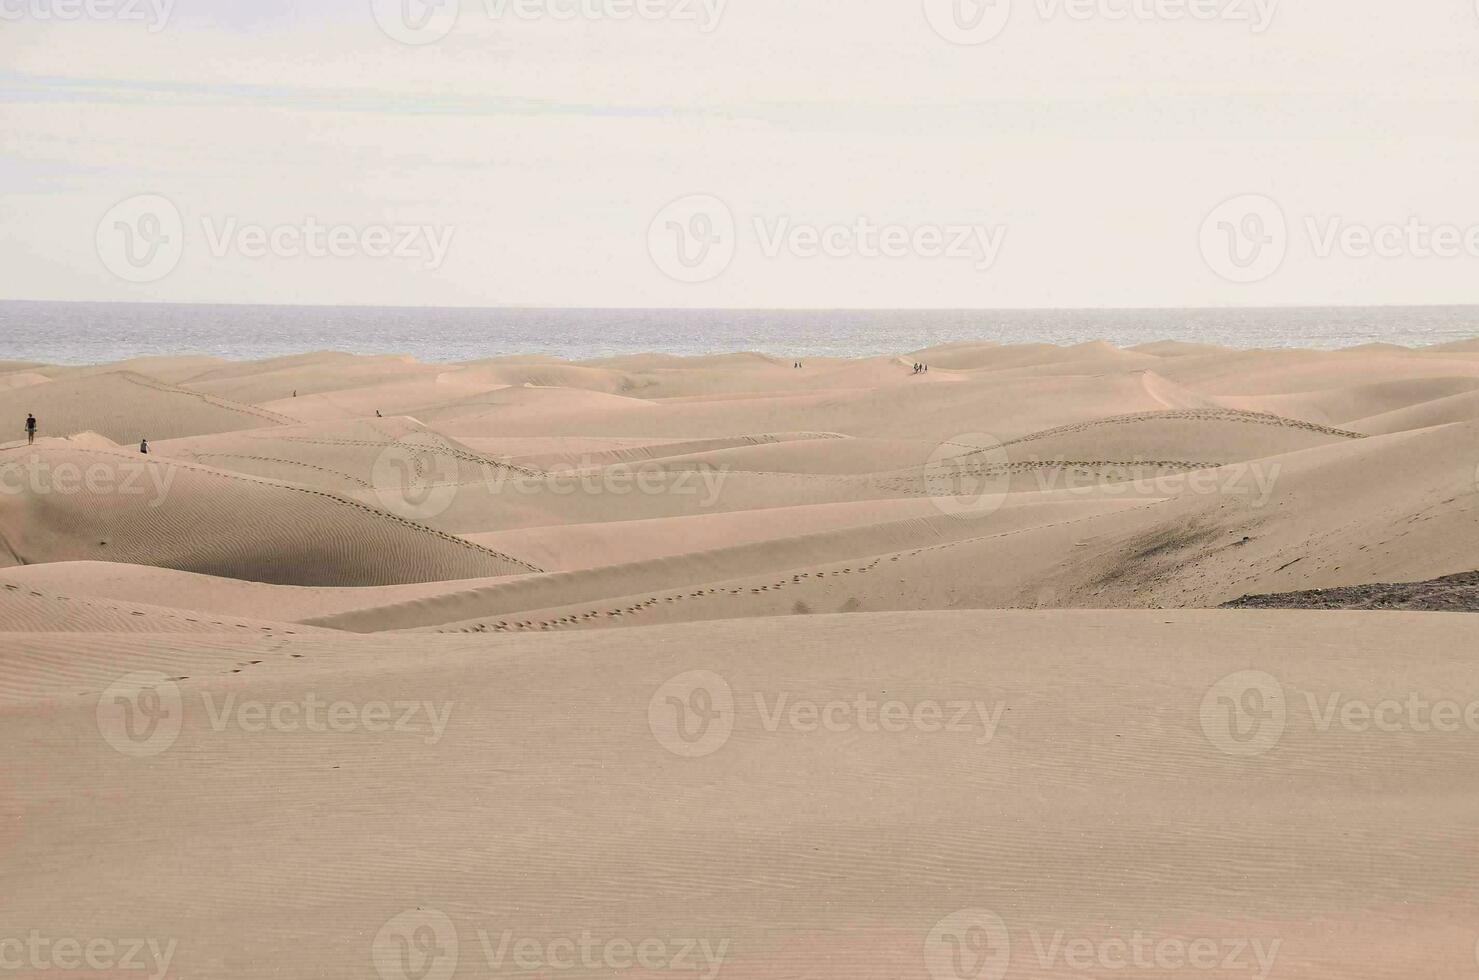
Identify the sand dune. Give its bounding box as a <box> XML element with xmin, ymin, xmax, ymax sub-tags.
<box><xmin>0</xmin><ymin>576</ymin><xmax>327</xmax><ymax>634</ymax></box>
<box><xmin>0</xmin><ymin>444</ymin><xmax>537</xmax><ymax>585</ymax></box>
<box><xmin>0</xmin><ymin>370</ymin><xmax>294</xmax><ymax>443</ymax></box>
<box><xmin>462</xmin><ymin>495</ymin><xmax>1114</xmax><ymax>573</ymax></box>
<box><xmin>5</xmin><ymin>612</ymin><xmax>1479</xmax><ymax>979</ymax></box>
<box><xmin>1221</xmin><ymin>376</ymin><xmax>1479</xmax><ymax>426</ymax></box>
<box><xmin>0</xmin><ymin>560</ymin><xmax>534</xmax><ymax>622</ymax></box>
<box><xmin>993</xmin><ymin>408</ymin><xmax>1361</xmax><ymax>463</ymax></box>
<box><xmin>184</xmin><ymin>354</ymin><xmax>442</xmax><ymax>407</ymax></box>
<box><xmin>1344</xmin><ymin>386</ymin><xmax>1479</xmax><ymax>434</ymax></box>
<box><xmin>0</xmin><ymin>370</ymin><xmax>52</xmax><ymax>392</ymax></box>
<box><xmin>40</xmin><ymin>354</ymin><xmax>229</xmax><ymax>385</ymax></box>
<box><xmin>512</xmin><ymin>432</ymin><xmax>848</xmax><ymax>471</ymax></box>
<box><xmin>6</xmin><ymin>341</ymin><xmax>1477</xmax><ymax>613</ymax></box>
<box><xmin>8</xmin><ymin>340</ymin><xmax>1479</xmax><ymax>980</ymax></box>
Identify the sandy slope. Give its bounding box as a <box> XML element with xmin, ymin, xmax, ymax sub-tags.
<box><xmin>7</xmin><ymin>341</ymin><xmax>1479</xmax><ymax>979</ymax></box>
<box><xmin>0</xmin><ymin>561</ymin><xmax>535</xmax><ymax>623</ymax></box>
<box><xmin>5</xmin><ymin>612</ymin><xmax>1479</xmax><ymax>979</ymax></box>
<box><xmin>0</xmin><ymin>445</ymin><xmax>537</xmax><ymax>585</ymax></box>
<box><xmin>0</xmin><ymin>371</ymin><xmax>294</xmax><ymax>443</ymax></box>
<box><xmin>3</xmin><ymin>341</ymin><xmax>1477</xmax><ymax>613</ymax></box>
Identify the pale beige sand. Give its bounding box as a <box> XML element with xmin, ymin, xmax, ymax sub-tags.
<box><xmin>5</xmin><ymin>341</ymin><xmax>1479</xmax><ymax>978</ymax></box>
<box><xmin>0</xmin><ymin>371</ymin><xmax>294</xmax><ymax>443</ymax></box>
<box><xmin>0</xmin><ymin>561</ymin><xmax>536</xmax><ymax>624</ymax></box>
<box><xmin>5</xmin><ymin>612</ymin><xmax>1479</xmax><ymax>979</ymax></box>
<box><xmin>0</xmin><ymin>444</ymin><xmax>536</xmax><ymax>585</ymax></box>
<box><xmin>4</xmin><ymin>341</ymin><xmax>1479</xmax><ymax>614</ymax></box>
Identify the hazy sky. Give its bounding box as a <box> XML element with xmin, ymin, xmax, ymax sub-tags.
<box><xmin>4</xmin><ymin>0</ymin><xmax>1478</xmax><ymax>308</ymax></box>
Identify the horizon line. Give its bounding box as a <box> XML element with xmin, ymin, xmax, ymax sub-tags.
<box><xmin>4</xmin><ymin>299</ymin><xmax>1479</xmax><ymax>313</ymax></box>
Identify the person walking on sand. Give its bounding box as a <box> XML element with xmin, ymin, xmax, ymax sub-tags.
<box><xmin>24</xmin><ymin>413</ymin><xmax>36</xmax><ymax>445</ymax></box>
<box><xmin>139</xmin><ymin>438</ymin><xmax>149</xmax><ymax>455</ymax></box>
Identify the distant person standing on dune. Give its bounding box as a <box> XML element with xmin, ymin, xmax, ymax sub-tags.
<box><xmin>25</xmin><ymin>413</ymin><xmax>36</xmax><ymax>445</ymax></box>
<box><xmin>140</xmin><ymin>438</ymin><xmax>149</xmax><ymax>455</ymax></box>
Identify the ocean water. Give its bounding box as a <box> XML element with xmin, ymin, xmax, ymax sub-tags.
<box><xmin>1</xmin><ymin>302</ymin><xmax>1476</xmax><ymax>365</ymax></box>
